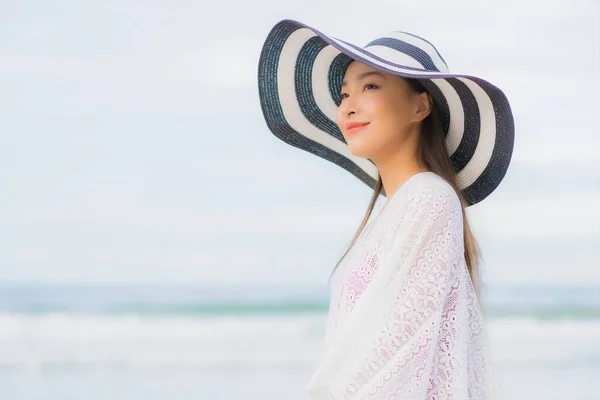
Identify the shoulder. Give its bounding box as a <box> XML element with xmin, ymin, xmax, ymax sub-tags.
<box><xmin>380</xmin><ymin>172</ymin><xmax>465</xmax><ymax>253</ymax></box>
<box><xmin>401</xmin><ymin>172</ymin><xmax>462</xmax><ymax>216</ymax></box>
<box><xmin>404</xmin><ymin>172</ymin><xmax>461</xmax><ymax>203</ymax></box>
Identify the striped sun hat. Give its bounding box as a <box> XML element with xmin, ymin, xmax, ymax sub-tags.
<box><xmin>257</xmin><ymin>19</ymin><xmax>515</xmax><ymax>206</ymax></box>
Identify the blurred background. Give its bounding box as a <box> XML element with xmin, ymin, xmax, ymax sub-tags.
<box><xmin>1</xmin><ymin>0</ymin><xmax>599</xmax><ymax>399</ymax></box>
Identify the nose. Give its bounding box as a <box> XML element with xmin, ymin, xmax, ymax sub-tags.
<box><xmin>339</xmin><ymin>94</ymin><xmax>358</xmax><ymax>118</ymax></box>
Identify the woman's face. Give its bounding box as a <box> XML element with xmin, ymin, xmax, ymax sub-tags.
<box><xmin>336</xmin><ymin>61</ymin><xmax>430</xmax><ymax>162</ymax></box>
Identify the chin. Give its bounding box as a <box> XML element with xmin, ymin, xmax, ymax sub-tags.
<box><xmin>346</xmin><ymin>139</ymin><xmax>377</xmax><ymax>160</ymax></box>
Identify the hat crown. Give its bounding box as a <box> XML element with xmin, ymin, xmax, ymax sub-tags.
<box><xmin>363</xmin><ymin>31</ymin><xmax>449</xmax><ymax>73</ymax></box>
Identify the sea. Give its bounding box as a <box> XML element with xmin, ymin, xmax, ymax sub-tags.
<box><xmin>0</xmin><ymin>283</ymin><xmax>599</xmax><ymax>400</ymax></box>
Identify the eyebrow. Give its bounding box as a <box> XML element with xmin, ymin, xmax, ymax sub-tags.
<box><xmin>342</xmin><ymin>71</ymin><xmax>385</xmax><ymax>87</ymax></box>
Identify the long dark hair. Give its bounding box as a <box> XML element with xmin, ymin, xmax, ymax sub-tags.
<box><xmin>329</xmin><ymin>78</ymin><xmax>482</xmax><ymax>297</ymax></box>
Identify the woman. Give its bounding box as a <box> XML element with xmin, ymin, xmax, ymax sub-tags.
<box><xmin>257</xmin><ymin>20</ymin><xmax>514</xmax><ymax>399</ymax></box>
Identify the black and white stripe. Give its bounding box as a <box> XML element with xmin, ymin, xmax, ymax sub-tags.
<box><xmin>258</xmin><ymin>19</ymin><xmax>515</xmax><ymax>206</ymax></box>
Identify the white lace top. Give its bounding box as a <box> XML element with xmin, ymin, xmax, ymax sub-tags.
<box><xmin>306</xmin><ymin>171</ymin><xmax>496</xmax><ymax>399</ymax></box>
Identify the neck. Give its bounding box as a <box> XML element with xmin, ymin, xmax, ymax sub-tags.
<box><xmin>375</xmin><ymin>148</ymin><xmax>429</xmax><ymax>200</ymax></box>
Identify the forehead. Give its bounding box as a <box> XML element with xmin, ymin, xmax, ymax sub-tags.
<box><xmin>341</xmin><ymin>61</ymin><xmax>389</xmax><ymax>88</ymax></box>
<box><xmin>343</xmin><ymin>61</ymin><xmax>381</xmax><ymax>79</ymax></box>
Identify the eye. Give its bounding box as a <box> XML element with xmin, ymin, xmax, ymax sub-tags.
<box><xmin>339</xmin><ymin>83</ymin><xmax>379</xmax><ymax>102</ymax></box>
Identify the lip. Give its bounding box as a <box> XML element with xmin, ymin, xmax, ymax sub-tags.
<box><xmin>344</xmin><ymin>121</ymin><xmax>369</xmax><ymax>135</ymax></box>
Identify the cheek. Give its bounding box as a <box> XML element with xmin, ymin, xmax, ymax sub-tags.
<box><xmin>364</xmin><ymin>96</ymin><xmax>399</xmax><ymax>138</ymax></box>
<box><xmin>335</xmin><ymin>107</ymin><xmax>344</xmax><ymax>130</ymax></box>
<box><xmin>360</xmin><ymin>96</ymin><xmax>381</xmax><ymax>117</ymax></box>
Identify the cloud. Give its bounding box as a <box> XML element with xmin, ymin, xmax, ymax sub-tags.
<box><xmin>1</xmin><ymin>0</ymin><xmax>599</xmax><ymax>285</ymax></box>
<box><xmin>468</xmin><ymin>192</ymin><xmax>600</xmax><ymax>240</ymax></box>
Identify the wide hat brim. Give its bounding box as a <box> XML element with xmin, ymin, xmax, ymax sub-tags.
<box><xmin>257</xmin><ymin>19</ymin><xmax>515</xmax><ymax>206</ymax></box>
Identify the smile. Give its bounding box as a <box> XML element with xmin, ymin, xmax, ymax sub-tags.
<box><xmin>345</xmin><ymin>122</ymin><xmax>369</xmax><ymax>135</ymax></box>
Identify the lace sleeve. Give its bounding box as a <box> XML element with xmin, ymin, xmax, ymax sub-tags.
<box><xmin>308</xmin><ymin>180</ymin><xmax>495</xmax><ymax>399</ymax></box>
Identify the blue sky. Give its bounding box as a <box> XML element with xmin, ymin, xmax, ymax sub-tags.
<box><xmin>1</xmin><ymin>0</ymin><xmax>599</xmax><ymax>286</ymax></box>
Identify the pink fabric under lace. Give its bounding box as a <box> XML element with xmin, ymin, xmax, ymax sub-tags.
<box><xmin>307</xmin><ymin>172</ymin><xmax>497</xmax><ymax>399</ymax></box>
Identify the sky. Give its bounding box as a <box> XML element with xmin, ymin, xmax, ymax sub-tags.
<box><xmin>1</xmin><ymin>0</ymin><xmax>599</xmax><ymax>287</ymax></box>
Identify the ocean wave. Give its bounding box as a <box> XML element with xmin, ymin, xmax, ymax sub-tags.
<box><xmin>0</xmin><ymin>312</ymin><xmax>325</xmax><ymax>340</ymax></box>
<box><xmin>0</xmin><ymin>313</ymin><xmax>598</xmax><ymax>373</ymax></box>
<box><xmin>2</xmin><ymin>312</ymin><xmax>597</xmax><ymax>339</ymax></box>
<box><xmin>1</xmin><ymin>283</ymin><xmax>598</xmax><ymax>320</ymax></box>
<box><xmin>0</xmin><ymin>313</ymin><xmax>324</xmax><ymax>373</ymax></box>
<box><xmin>1</xmin><ymin>303</ymin><xmax>599</xmax><ymax>320</ymax></box>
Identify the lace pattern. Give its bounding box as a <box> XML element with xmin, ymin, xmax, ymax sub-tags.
<box><xmin>307</xmin><ymin>172</ymin><xmax>496</xmax><ymax>399</ymax></box>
